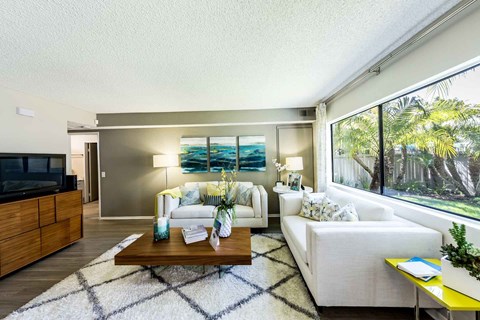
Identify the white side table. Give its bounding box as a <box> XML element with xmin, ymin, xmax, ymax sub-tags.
<box><xmin>273</xmin><ymin>186</ymin><xmax>313</xmax><ymax>194</ymax></box>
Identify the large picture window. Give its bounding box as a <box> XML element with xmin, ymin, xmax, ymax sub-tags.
<box><xmin>331</xmin><ymin>65</ymin><xmax>480</xmax><ymax>220</ymax></box>
<box><xmin>332</xmin><ymin>107</ymin><xmax>380</xmax><ymax>193</ymax></box>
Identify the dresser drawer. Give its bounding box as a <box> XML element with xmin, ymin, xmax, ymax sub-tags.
<box><xmin>0</xmin><ymin>229</ymin><xmax>41</xmax><ymax>276</ymax></box>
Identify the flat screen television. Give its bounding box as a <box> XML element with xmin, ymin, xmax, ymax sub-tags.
<box><xmin>0</xmin><ymin>153</ymin><xmax>66</xmax><ymax>202</ymax></box>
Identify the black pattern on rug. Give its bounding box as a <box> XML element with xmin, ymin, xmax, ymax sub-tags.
<box><xmin>6</xmin><ymin>233</ymin><xmax>320</xmax><ymax>320</ymax></box>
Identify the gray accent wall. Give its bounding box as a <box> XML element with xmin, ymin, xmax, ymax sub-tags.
<box><xmin>98</xmin><ymin>121</ymin><xmax>314</xmax><ymax>218</ymax></box>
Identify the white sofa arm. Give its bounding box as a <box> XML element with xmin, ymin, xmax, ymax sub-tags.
<box><xmin>308</xmin><ymin>226</ymin><xmax>442</xmax><ymax>306</ymax></box>
<box><xmin>251</xmin><ymin>186</ymin><xmax>261</xmax><ymax>218</ymax></box>
<box><xmin>279</xmin><ymin>193</ymin><xmax>302</xmax><ymax>218</ymax></box>
<box><xmin>164</xmin><ymin>195</ymin><xmax>180</xmax><ymax>218</ymax></box>
<box><xmin>256</xmin><ymin>185</ymin><xmax>268</xmax><ymax>219</ymax></box>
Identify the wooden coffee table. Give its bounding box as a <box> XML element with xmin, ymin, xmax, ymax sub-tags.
<box><xmin>114</xmin><ymin>227</ymin><xmax>251</xmax><ymax>278</ymax></box>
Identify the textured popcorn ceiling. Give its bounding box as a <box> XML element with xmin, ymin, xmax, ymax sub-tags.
<box><xmin>0</xmin><ymin>0</ymin><xmax>459</xmax><ymax>113</ymax></box>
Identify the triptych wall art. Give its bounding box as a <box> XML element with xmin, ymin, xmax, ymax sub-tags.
<box><xmin>180</xmin><ymin>136</ymin><xmax>266</xmax><ymax>174</ymax></box>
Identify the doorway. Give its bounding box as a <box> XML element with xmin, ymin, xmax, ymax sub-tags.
<box><xmin>69</xmin><ymin>133</ymin><xmax>101</xmax><ymax>218</ymax></box>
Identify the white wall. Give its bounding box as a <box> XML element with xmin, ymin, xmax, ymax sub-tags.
<box><xmin>0</xmin><ymin>86</ymin><xmax>96</xmax><ymax>173</ymax></box>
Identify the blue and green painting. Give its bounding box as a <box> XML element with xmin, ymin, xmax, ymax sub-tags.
<box><xmin>180</xmin><ymin>137</ymin><xmax>208</xmax><ymax>173</ymax></box>
<box><xmin>209</xmin><ymin>137</ymin><xmax>237</xmax><ymax>172</ymax></box>
<box><xmin>238</xmin><ymin>136</ymin><xmax>266</xmax><ymax>172</ymax></box>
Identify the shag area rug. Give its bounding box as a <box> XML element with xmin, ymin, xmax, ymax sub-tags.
<box><xmin>6</xmin><ymin>233</ymin><xmax>319</xmax><ymax>320</ymax></box>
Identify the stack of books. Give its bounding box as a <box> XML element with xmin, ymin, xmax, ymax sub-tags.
<box><xmin>182</xmin><ymin>225</ymin><xmax>208</xmax><ymax>244</ymax></box>
<box><xmin>397</xmin><ymin>257</ymin><xmax>442</xmax><ymax>281</ymax></box>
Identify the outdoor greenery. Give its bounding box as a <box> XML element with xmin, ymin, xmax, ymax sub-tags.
<box><xmin>398</xmin><ymin>195</ymin><xmax>480</xmax><ymax>220</ymax></box>
<box><xmin>332</xmin><ymin>67</ymin><xmax>480</xmax><ymax>219</ymax></box>
<box><xmin>440</xmin><ymin>223</ymin><xmax>480</xmax><ymax>281</ymax></box>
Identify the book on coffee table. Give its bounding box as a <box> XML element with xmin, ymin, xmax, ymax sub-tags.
<box><xmin>182</xmin><ymin>225</ymin><xmax>208</xmax><ymax>244</ymax></box>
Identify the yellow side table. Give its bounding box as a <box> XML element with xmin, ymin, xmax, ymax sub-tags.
<box><xmin>385</xmin><ymin>258</ymin><xmax>480</xmax><ymax>320</ymax></box>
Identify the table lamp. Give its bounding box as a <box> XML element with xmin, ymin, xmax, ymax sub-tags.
<box><xmin>286</xmin><ymin>157</ymin><xmax>303</xmax><ymax>172</ymax></box>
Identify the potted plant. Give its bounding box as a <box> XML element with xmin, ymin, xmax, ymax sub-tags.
<box><xmin>440</xmin><ymin>222</ymin><xmax>480</xmax><ymax>301</ymax></box>
<box><xmin>216</xmin><ymin>169</ymin><xmax>237</xmax><ymax>237</ymax></box>
<box><xmin>272</xmin><ymin>159</ymin><xmax>287</xmax><ymax>186</ymax></box>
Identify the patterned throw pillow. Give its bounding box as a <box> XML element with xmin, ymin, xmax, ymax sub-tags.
<box><xmin>331</xmin><ymin>203</ymin><xmax>359</xmax><ymax>221</ymax></box>
<box><xmin>179</xmin><ymin>184</ymin><xmax>201</xmax><ymax>207</ymax></box>
<box><xmin>204</xmin><ymin>194</ymin><xmax>222</xmax><ymax>206</ymax></box>
<box><xmin>299</xmin><ymin>192</ymin><xmax>340</xmax><ymax>221</ymax></box>
<box><xmin>235</xmin><ymin>184</ymin><xmax>253</xmax><ymax>206</ymax></box>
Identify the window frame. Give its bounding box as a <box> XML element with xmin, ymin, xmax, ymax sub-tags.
<box><xmin>330</xmin><ymin>62</ymin><xmax>480</xmax><ymax>222</ymax></box>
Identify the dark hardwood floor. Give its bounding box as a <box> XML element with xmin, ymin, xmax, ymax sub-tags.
<box><xmin>0</xmin><ymin>202</ymin><xmax>432</xmax><ymax>319</ymax></box>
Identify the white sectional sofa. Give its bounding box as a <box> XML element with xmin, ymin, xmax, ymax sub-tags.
<box><xmin>279</xmin><ymin>186</ymin><xmax>443</xmax><ymax>308</ymax></box>
<box><xmin>156</xmin><ymin>181</ymin><xmax>268</xmax><ymax>228</ymax></box>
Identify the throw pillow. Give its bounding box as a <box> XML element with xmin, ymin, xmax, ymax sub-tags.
<box><xmin>207</xmin><ymin>183</ymin><xmax>224</xmax><ymax>196</ymax></box>
<box><xmin>204</xmin><ymin>194</ymin><xmax>222</xmax><ymax>206</ymax></box>
<box><xmin>299</xmin><ymin>192</ymin><xmax>340</xmax><ymax>221</ymax></box>
<box><xmin>331</xmin><ymin>203</ymin><xmax>359</xmax><ymax>221</ymax></box>
<box><xmin>179</xmin><ymin>184</ymin><xmax>201</xmax><ymax>207</ymax></box>
<box><xmin>235</xmin><ymin>184</ymin><xmax>253</xmax><ymax>206</ymax></box>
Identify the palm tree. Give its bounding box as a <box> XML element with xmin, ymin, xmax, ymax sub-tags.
<box><xmin>333</xmin><ymin>108</ymin><xmax>380</xmax><ymax>191</ymax></box>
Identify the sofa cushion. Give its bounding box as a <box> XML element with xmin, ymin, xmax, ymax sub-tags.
<box><xmin>186</xmin><ymin>181</ymin><xmax>218</xmax><ymax>201</ymax></box>
<box><xmin>171</xmin><ymin>204</ymin><xmax>215</xmax><ymax>219</ymax></box>
<box><xmin>234</xmin><ymin>205</ymin><xmax>255</xmax><ymax>218</ymax></box>
<box><xmin>207</xmin><ymin>183</ymin><xmax>224</xmax><ymax>196</ymax></box>
<box><xmin>179</xmin><ymin>184</ymin><xmax>201</xmax><ymax>206</ymax></box>
<box><xmin>213</xmin><ymin>205</ymin><xmax>254</xmax><ymax>219</ymax></box>
<box><xmin>299</xmin><ymin>192</ymin><xmax>339</xmax><ymax>221</ymax></box>
<box><xmin>282</xmin><ymin>215</ymin><xmax>308</xmax><ymax>264</ymax></box>
<box><xmin>235</xmin><ymin>184</ymin><xmax>253</xmax><ymax>206</ymax></box>
<box><xmin>331</xmin><ymin>203</ymin><xmax>359</xmax><ymax>222</ymax></box>
<box><xmin>326</xmin><ymin>187</ymin><xmax>394</xmax><ymax>221</ymax></box>
<box><xmin>204</xmin><ymin>194</ymin><xmax>222</xmax><ymax>206</ymax></box>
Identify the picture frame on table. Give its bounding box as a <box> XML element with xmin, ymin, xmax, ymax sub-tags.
<box><xmin>290</xmin><ymin>173</ymin><xmax>302</xmax><ymax>191</ymax></box>
<box><xmin>209</xmin><ymin>219</ymin><xmax>221</xmax><ymax>250</ymax></box>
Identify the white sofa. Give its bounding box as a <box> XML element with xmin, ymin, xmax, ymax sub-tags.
<box><xmin>279</xmin><ymin>186</ymin><xmax>443</xmax><ymax>308</ymax></box>
<box><xmin>156</xmin><ymin>181</ymin><xmax>268</xmax><ymax>228</ymax></box>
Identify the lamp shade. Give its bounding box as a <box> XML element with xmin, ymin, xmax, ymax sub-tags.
<box><xmin>153</xmin><ymin>154</ymin><xmax>179</xmax><ymax>168</ymax></box>
<box><xmin>286</xmin><ymin>157</ymin><xmax>303</xmax><ymax>171</ymax></box>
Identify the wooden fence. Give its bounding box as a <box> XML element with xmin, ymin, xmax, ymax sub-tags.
<box><xmin>333</xmin><ymin>155</ymin><xmax>475</xmax><ymax>192</ymax></box>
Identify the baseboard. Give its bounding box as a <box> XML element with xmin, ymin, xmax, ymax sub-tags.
<box><xmin>100</xmin><ymin>216</ymin><xmax>153</xmax><ymax>220</ymax></box>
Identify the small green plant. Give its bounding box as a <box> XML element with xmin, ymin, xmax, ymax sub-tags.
<box><xmin>440</xmin><ymin>222</ymin><xmax>480</xmax><ymax>281</ymax></box>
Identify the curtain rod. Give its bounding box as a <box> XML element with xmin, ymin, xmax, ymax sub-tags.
<box><xmin>323</xmin><ymin>0</ymin><xmax>478</xmax><ymax>105</ymax></box>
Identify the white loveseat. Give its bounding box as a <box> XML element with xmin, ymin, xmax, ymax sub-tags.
<box><xmin>157</xmin><ymin>181</ymin><xmax>268</xmax><ymax>228</ymax></box>
<box><xmin>280</xmin><ymin>186</ymin><xmax>442</xmax><ymax>308</ymax></box>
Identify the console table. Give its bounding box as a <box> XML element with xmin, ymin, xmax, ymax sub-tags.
<box><xmin>385</xmin><ymin>258</ymin><xmax>480</xmax><ymax>320</ymax></box>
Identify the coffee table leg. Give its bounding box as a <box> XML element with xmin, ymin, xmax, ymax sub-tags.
<box><xmin>150</xmin><ymin>266</ymin><xmax>155</xmax><ymax>279</ymax></box>
<box><xmin>218</xmin><ymin>266</ymin><xmax>223</xmax><ymax>279</ymax></box>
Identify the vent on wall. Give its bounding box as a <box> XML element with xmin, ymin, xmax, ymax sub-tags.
<box><xmin>298</xmin><ymin>108</ymin><xmax>314</xmax><ymax>118</ymax></box>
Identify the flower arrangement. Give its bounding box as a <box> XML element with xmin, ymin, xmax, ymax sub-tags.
<box><xmin>272</xmin><ymin>158</ymin><xmax>288</xmax><ymax>182</ymax></box>
<box><xmin>440</xmin><ymin>222</ymin><xmax>480</xmax><ymax>281</ymax></box>
<box><xmin>216</xmin><ymin>168</ymin><xmax>237</xmax><ymax>222</ymax></box>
